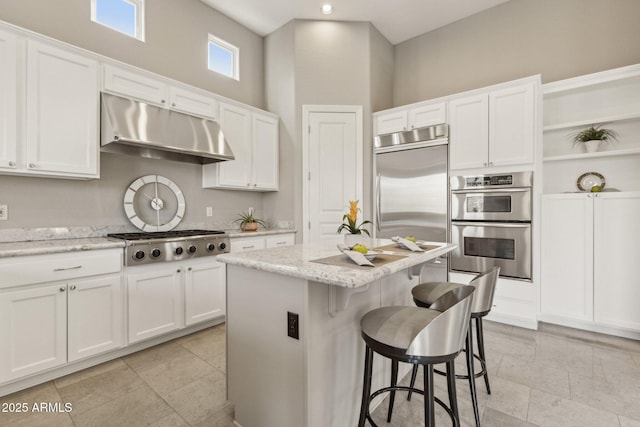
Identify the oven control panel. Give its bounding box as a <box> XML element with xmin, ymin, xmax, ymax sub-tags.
<box><xmin>466</xmin><ymin>174</ymin><xmax>513</xmax><ymax>187</ymax></box>
<box><xmin>451</xmin><ymin>171</ymin><xmax>532</xmax><ymax>190</ymax></box>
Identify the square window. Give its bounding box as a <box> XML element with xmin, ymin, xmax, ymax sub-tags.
<box><xmin>208</xmin><ymin>35</ymin><xmax>239</xmax><ymax>80</ymax></box>
<box><xmin>91</xmin><ymin>0</ymin><xmax>145</xmax><ymax>41</ymax></box>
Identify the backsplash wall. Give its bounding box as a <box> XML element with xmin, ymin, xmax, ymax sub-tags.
<box><xmin>0</xmin><ymin>153</ymin><xmax>265</xmax><ymax>232</ymax></box>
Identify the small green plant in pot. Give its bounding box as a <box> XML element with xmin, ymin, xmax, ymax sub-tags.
<box><xmin>234</xmin><ymin>208</ymin><xmax>266</xmax><ymax>232</ymax></box>
<box><xmin>572</xmin><ymin>124</ymin><xmax>618</xmax><ymax>153</ymax></box>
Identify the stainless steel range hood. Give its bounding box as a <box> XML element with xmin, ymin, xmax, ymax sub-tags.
<box><xmin>100</xmin><ymin>92</ymin><xmax>234</xmax><ymax>164</ymax></box>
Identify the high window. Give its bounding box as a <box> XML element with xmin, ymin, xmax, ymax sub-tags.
<box><xmin>91</xmin><ymin>0</ymin><xmax>145</xmax><ymax>41</ymax></box>
<box><xmin>208</xmin><ymin>34</ymin><xmax>239</xmax><ymax>80</ymax></box>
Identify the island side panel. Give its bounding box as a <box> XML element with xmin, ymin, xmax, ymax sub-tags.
<box><xmin>226</xmin><ymin>264</ymin><xmax>307</xmax><ymax>427</ymax></box>
<box><xmin>306</xmin><ymin>269</ymin><xmax>421</xmax><ymax>427</ymax></box>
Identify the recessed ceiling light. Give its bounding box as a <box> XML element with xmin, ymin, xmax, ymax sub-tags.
<box><xmin>321</xmin><ymin>4</ymin><xmax>333</xmax><ymax>15</ymax></box>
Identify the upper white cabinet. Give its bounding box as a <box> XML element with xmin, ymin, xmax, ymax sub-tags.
<box><xmin>449</xmin><ymin>80</ymin><xmax>536</xmax><ymax>170</ymax></box>
<box><xmin>0</xmin><ymin>29</ymin><xmax>17</xmax><ymax>170</ymax></box>
<box><xmin>374</xmin><ymin>101</ymin><xmax>446</xmax><ymax>135</ymax></box>
<box><xmin>0</xmin><ymin>34</ymin><xmax>99</xmax><ymax>179</ymax></box>
<box><xmin>103</xmin><ymin>64</ymin><xmax>218</xmax><ymax>119</ymax></box>
<box><xmin>540</xmin><ymin>192</ymin><xmax>640</xmax><ymax>334</ymax></box>
<box><xmin>203</xmin><ymin>102</ymin><xmax>279</xmax><ymax>191</ymax></box>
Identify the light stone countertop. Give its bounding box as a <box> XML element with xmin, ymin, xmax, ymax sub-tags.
<box><xmin>225</xmin><ymin>228</ymin><xmax>296</xmax><ymax>238</ymax></box>
<box><xmin>217</xmin><ymin>240</ymin><xmax>456</xmax><ymax>288</ymax></box>
<box><xmin>0</xmin><ymin>238</ymin><xmax>126</xmax><ymax>258</ymax></box>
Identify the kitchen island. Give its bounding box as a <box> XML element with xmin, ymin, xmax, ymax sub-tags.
<box><xmin>217</xmin><ymin>240</ymin><xmax>456</xmax><ymax>427</ymax></box>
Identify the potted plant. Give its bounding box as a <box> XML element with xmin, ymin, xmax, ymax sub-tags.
<box><xmin>572</xmin><ymin>124</ymin><xmax>618</xmax><ymax>153</ymax></box>
<box><xmin>234</xmin><ymin>208</ymin><xmax>266</xmax><ymax>232</ymax></box>
<box><xmin>337</xmin><ymin>200</ymin><xmax>373</xmax><ymax>246</ymax></box>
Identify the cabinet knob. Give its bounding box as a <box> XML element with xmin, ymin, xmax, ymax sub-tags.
<box><xmin>246</xmin><ymin>183</ymin><xmax>250</xmax><ymax>187</ymax></box>
<box><xmin>59</xmin><ymin>287</ymin><xmax>66</xmax><ymax>292</ymax></box>
<box><xmin>188</xmin><ymin>267</ymin><xmax>192</xmax><ymax>271</ymax></box>
<box><xmin>28</xmin><ymin>163</ymin><xmax>36</xmax><ymax>168</ymax></box>
<box><xmin>161</xmin><ymin>99</ymin><xmax>166</xmax><ymax>104</ymax></box>
<box><xmin>484</xmin><ymin>162</ymin><xmax>488</xmax><ymax>167</ymax></box>
<box><xmin>70</xmin><ymin>285</ymin><xmax>76</xmax><ymax>290</ymax></box>
<box><xmin>8</xmin><ymin>161</ymin><xmax>15</xmax><ymax>167</ymax></box>
<box><xmin>177</xmin><ymin>269</ymin><xmax>181</xmax><ymax>273</ymax></box>
<box><xmin>253</xmin><ymin>183</ymin><xmax>257</xmax><ymax>187</ymax></box>
<box><xmin>171</xmin><ymin>102</ymin><xmax>176</xmax><ymax>107</ymax></box>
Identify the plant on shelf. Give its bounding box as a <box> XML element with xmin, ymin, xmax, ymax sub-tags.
<box><xmin>337</xmin><ymin>200</ymin><xmax>372</xmax><ymax>236</ymax></box>
<box><xmin>234</xmin><ymin>208</ymin><xmax>266</xmax><ymax>232</ymax></box>
<box><xmin>572</xmin><ymin>124</ymin><xmax>618</xmax><ymax>153</ymax></box>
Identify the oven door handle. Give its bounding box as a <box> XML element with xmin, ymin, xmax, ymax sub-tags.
<box><xmin>376</xmin><ymin>173</ymin><xmax>382</xmax><ymax>231</ymax></box>
<box><xmin>451</xmin><ymin>188</ymin><xmax>530</xmax><ymax>194</ymax></box>
<box><xmin>452</xmin><ymin>221</ymin><xmax>531</xmax><ymax>228</ymax></box>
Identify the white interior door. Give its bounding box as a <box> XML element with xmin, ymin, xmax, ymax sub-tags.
<box><xmin>303</xmin><ymin>106</ymin><xmax>363</xmax><ymax>245</ymax></box>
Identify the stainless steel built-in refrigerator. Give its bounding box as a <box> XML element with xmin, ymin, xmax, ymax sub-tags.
<box><xmin>374</xmin><ymin>124</ymin><xmax>449</xmax><ymax>281</ymax></box>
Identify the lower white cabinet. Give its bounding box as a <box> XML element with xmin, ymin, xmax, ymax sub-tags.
<box><xmin>0</xmin><ymin>249</ymin><xmax>123</xmax><ymax>383</ymax></box>
<box><xmin>541</xmin><ymin>192</ymin><xmax>640</xmax><ymax>333</ymax></box>
<box><xmin>230</xmin><ymin>232</ymin><xmax>295</xmax><ymax>253</ymax></box>
<box><xmin>127</xmin><ymin>257</ymin><xmax>225</xmax><ymax>344</ymax></box>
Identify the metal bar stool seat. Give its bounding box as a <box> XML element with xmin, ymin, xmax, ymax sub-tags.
<box><xmin>408</xmin><ymin>267</ymin><xmax>500</xmax><ymax>427</ymax></box>
<box><xmin>358</xmin><ymin>285</ymin><xmax>475</xmax><ymax>427</ymax></box>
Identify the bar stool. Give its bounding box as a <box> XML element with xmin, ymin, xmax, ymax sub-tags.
<box><xmin>408</xmin><ymin>267</ymin><xmax>500</xmax><ymax>427</ymax></box>
<box><xmin>358</xmin><ymin>285</ymin><xmax>475</xmax><ymax>427</ymax></box>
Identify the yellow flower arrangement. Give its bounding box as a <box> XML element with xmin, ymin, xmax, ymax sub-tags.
<box><xmin>337</xmin><ymin>200</ymin><xmax>372</xmax><ymax>236</ymax></box>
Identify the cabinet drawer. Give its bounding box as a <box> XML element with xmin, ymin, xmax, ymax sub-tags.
<box><xmin>103</xmin><ymin>64</ymin><xmax>167</xmax><ymax>106</ymax></box>
<box><xmin>230</xmin><ymin>238</ymin><xmax>266</xmax><ymax>253</ymax></box>
<box><xmin>266</xmin><ymin>234</ymin><xmax>295</xmax><ymax>248</ymax></box>
<box><xmin>0</xmin><ymin>249</ymin><xmax>122</xmax><ymax>289</ymax></box>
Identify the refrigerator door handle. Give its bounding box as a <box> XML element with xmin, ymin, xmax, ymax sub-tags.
<box><xmin>376</xmin><ymin>173</ymin><xmax>382</xmax><ymax>231</ymax></box>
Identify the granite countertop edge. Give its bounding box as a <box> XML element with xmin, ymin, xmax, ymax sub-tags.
<box><xmin>217</xmin><ymin>242</ymin><xmax>456</xmax><ymax>288</ymax></box>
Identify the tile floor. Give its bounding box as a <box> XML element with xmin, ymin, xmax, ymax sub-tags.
<box><xmin>1</xmin><ymin>321</ymin><xmax>640</xmax><ymax>426</ymax></box>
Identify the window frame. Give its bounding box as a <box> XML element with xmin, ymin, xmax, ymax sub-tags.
<box><xmin>91</xmin><ymin>0</ymin><xmax>145</xmax><ymax>42</ymax></box>
<box><xmin>207</xmin><ymin>34</ymin><xmax>239</xmax><ymax>81</ymax></box>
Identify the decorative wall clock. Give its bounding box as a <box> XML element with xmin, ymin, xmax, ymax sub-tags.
<box><xmin>124</xmin><ymin>175</ymin><xmax>186</xmax><ymax>231</ymax></box>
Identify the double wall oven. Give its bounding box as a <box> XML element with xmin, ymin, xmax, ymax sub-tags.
<box><xmin>450</xmin><ymin>172</ymin><xmax>533</xmax><ymax>281</ymax></box>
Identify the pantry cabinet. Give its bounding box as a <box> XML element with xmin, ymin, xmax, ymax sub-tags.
<box><xmin>449</xmin><ymin>80</ymin><xmax>536</xmax><ymax>170</ymax></box>
<box><xmin>103</xmin><ymin>64</ymin><xmax>218</xmax><ymax>119</ymax></box>
<box><xmin>127</xmin><ymin>257</ymin><xmax>226</xmax><ymax>343</ymax></box>
<box><xmin>202</xmin><ymin>102</ymin><xmax>279</xmax><ymax>191</ymax></box>
<box><xmin>540</xmin><ymin>192</ymin><xmax>640</xmax><ymax>333</ymax></box>
<box><xmin>0</xmin><ymin>249</ymin><xmax>123</xmax><ymax>383</ymax></box>
<box><xmin>0</xmin><ymin>35</ymin><xmax>99</xmax><ymax>179</ymax></box>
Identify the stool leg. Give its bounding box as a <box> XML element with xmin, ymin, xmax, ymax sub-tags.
<box><xmin>407</xmin><ymin>364</ymin><xmax>419</xmax><ymax>401</ymax></box>
<box><xmin>476</xmin><ymin>317</ymin><xmax>491</xmax><ymax>395</ymax></box>
<box><xmin>424</xmin><ymin>364</ymin><xmax>435</xmax><ymax>427</ymax></box>
<box><xmin>446</xmin><ymin>360</ymin><xmax>460</xmax><ymax>427</ymax></box>
<box><xmin>466</xmin><ymin>323</ymin><xmax>481</xmax><ymax>427</ymax></box>
<box><xmin>387</xmin><ymin>359</ymin><xmax>398</xmax><ymax>422</ymax></box>
<box><xmin>358</xmin><ymin>345</ymin><xmax>374</xmax><ymax>427</ymax></box>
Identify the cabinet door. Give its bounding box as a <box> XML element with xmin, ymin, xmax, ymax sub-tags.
<box><xmin>374</xmin><ymin>111</ymin><xmax>407</xmax><ymax>135</ymax></box>
<box><xmin>103</xmin><ymin>64</ymin><xmax>168</xmax><ymax>106</ymax></box>
<box><xmin>26</xmin><ymin>41</ymin><xmax>98</xmax><ymax>177</ymax></box>
<box><xmin>252</xmin><ymin>113</ymin><xmax>279</xmax><ymax>190</ymax></box>
<box><xmin>408</xmin><ymin>102</ymin><xmax>446</xmax><ymax>129</ymax></box>
<box><xmin>489</xmin><ymin>82</ymin><xmax>535</xmax><ymax>167</ymax></box>
<box><xmin>185</xmin><ymin>260</ymin><xmax>226</xmax><ymax>326</ymax></box>
<box><xmin>0</xmin><ymin>29</ymin><xmax>17</xmax><ymax>170</ymax></box>
<box><xmin>593</xmin><ymin>193</ymin><xmax>640</xmax><ymax>330</ymax></box>
<box><xmin>67</xmin><ymin>274</ymin><xmax>124</xmax><ymax>362</ymax></box>
<box><xmin>169</xmin><ymin>86</ymin><xmax>218</xmax><ymax>119</ymax></box>
<box><xmin>127</xmin><ymin>266</ymin><xmax>183</xmax><ymax>344</ymax></box>
<box><xmin>540</xmin><ymin>195</ymin><xmax>594</xmax><ymax>321</ymax></box>
<box><xmin>0</xmin><ymin>284</ymin><xmax>67</xmax><ymax>382</ymax></box>
<box><xmin>449</xmin><ymin>94</ymin><xmax>489</xmax><ymax>170</ymax></box>
<box><xmin>216</xmin><ymin>103</ymin><xmax>253</xmax><ymax>188</ymax></box>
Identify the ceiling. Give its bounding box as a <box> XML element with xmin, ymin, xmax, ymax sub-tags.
<box><xmin>200</xmin><ymin>0</ymin><xmax>511</xmax><ymax>45</ymax></box>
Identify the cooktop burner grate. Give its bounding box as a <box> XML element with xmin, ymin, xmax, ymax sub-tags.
<box><xmin>108</xmin><ymin>229</ymin><xmax>225</xmax><ymax>241</ymax></box>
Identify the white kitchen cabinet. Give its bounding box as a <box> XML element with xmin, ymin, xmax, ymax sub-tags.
<box><xmin>127</xmin><ymin>257</ymin><xmax>226</xmax><ymax>343</ymax></box>
<box><xmin>185</xmin><ymin>259</ymin><xmax>226</xmax><ymax>326</ymax></box>
<box><xmin>0</xmin><ymin>249</ymin><xmax>123</xmax><ymax>383</ymax></box>
<box><xmin>374</xmin><ymin>102</ymin><xmax>446</xmax><ymax>135</ymax></box>
<box><xmin>540</xmin><ymin>192</ymin><xmax>640</xmax><ymax>333</ymax></box>
<box><xmin>230</xmin><ymin>232</ymin><xmax>295</xmax><ymax>253</ymax></box>
<box><xmin>449</xmin><ymin>80</ymin><xmax>536</xmax><ymax>170</ymax></box>
<box><xmin>0</xmin><ymin>283</ymin><xmax>67</xmax><ymax>382</ymax></box>
<box><xmin>103</xmin><ymin>64</ymin><xmax>218</xmax><ymax>119</ymax></box>
<box><xmin>127</xmin><ymin>265</ymin><xmax>184</xmax><ymax>344</ymax></box>
<box><xmin>0</xmin><ymin>29</ymin><xmax>17</xmax><ymax>170</ymax></box>
<box><xmin>266</xmin><ymin>233</ymin><xmax>295</xmax><ymax>248</ymax></box>
<box><xmin>202</xmin><ymin>103</ymin><xmax>279</xmax><ymax>191</ymax></box>
<box><xmin>67</xmin><ymin>275</ymin><xmax>124</xmax><ymax>362</ymax></box>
